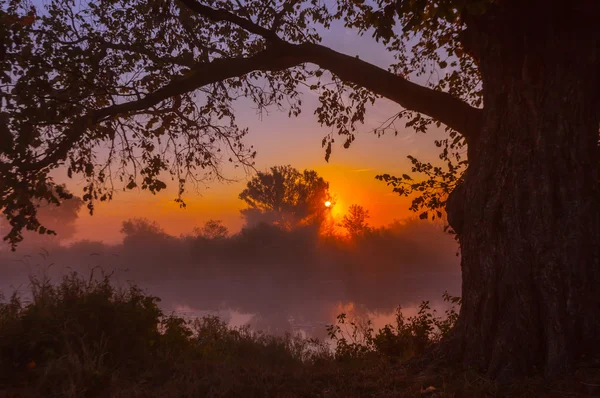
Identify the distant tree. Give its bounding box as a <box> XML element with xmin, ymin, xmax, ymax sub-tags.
<box><xmin>340</xmin><ymin>205</ymin><xmax>370</xmax><ymax>237</ymax></box>
<box><xmin>35</xmin><ymin>191</ymin><xmax>83</xmax><ymax>241</ymax></box>
<box><xmin>193</xmin><ymin>219</ymin><xmax>229</xmax><ymax>240</ymax></box>
<box><xmin>121</xmin><ymin>218</ymin><xmax>169</xmax><ymax>245</ymax></box>
<box><xmin>239</xmin><ymin>166</ymin><xmax>331</xmax><ymax>230</ymax></box>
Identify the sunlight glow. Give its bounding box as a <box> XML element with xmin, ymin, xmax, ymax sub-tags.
<box><xmin>325</xmin><ymin>201</ymin><xmax>332</xmax><ymax>208</ymax></box>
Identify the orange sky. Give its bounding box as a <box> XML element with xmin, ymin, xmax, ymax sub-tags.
<box><xmin>69</xmin><ymin>121</ymin><xmax>450</xmax><ymax>244</ymax></box>
<box><xmin>59</xmin><ymin>22</ymin><xmax>453</xmax><ymax>244</ymax></box>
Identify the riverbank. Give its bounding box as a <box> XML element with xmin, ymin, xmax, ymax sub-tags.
<box><xmin>0</xmin><ymin>273</ymin><xmax>596</xmax><ymax>397</ymax></box>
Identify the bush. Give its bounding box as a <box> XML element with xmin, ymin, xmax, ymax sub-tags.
<box><xmin>0</xmin><ymin>272</ymin><xmax>331</xmax><ymax>397</ymax></box>
<box><xmin>326</xmin><ymin>292</ymin><xmax>461</xmax><ymax>362</ymax></box>
<box><xmin>0</xmin><ymin>271</ymin><xmax>163</xmax><ymax>395</ymax></box>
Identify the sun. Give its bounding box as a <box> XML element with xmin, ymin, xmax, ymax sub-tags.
<box><xmin>324</xmin><ymin>201</ymin><xmax>332</xmax><ymax>208</ymax></box>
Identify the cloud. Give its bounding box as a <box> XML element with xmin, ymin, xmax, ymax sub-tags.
<box><xmin>352</xmin><ymin>168</ymin><xmax>375</xmax><ymax>173</ymax></box>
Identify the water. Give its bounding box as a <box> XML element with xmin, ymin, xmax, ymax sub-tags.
<box><xmin>0</xmin><ymin>243</ymin><xmax>461</xmax><ymax>340</ymax></box>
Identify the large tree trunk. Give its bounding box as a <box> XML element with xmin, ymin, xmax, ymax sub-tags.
<box><xmin>445</xmin><ymin>1</ymin><xmax>600</xmax><ymax>379</ymax></box>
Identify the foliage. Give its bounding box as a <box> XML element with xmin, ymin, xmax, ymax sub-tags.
<box><xmin>0</xmin><ymin>184</ymin><xmax>83</xmax><ymax>246</ymax></box>
<box><xmin>333</xmin><ymin>0</ymin><xmax>486</xmax><ymax>225</ymax></box>
<box><xmin>376</xmin><ymin>150</ymin><xmax>465</xmax><ymax>229</ymax></box>
<box><xmin>32</xmin><ymin>188</ymin><xmax>83</xmax><ymax>240</ymax></box>
<box><xmin>0</xmin><ymin>0</ymin><xmax>329</xmax><ymax>246</ymax></box>
<box><xmin>0</xmin><ymin>271</ymin><xmax>163</xmax><ymax>394</ymax></box>
<box><xmin>0</xmin><ymin>0</ymin><xmax>488</xmax><ymax>248</ymax></box>
<box><xmin>0</xmin><ymin>272</ymin><xmax>330</xmax><ymax>396</ymax></box>
<box><xmin>121</xmin><ymin>217</ymin><xmax>171</xmax><ymax>245</ymax></box>
<box><xmin>239</xmin><ymin>165</ymin><xmax>332</xmax><ymax>230</ymax></box>
<box><xmin>192</xmin><ymin>219</ymin><xmax>229</xmax><ymax>240</ymax></box>
<box><xmin>327</xmin><ymin>292</ymin><xmax>461</xmax><ymax>362</ymax></box>
<box><xmin>0</xmin><ymin>273</ymin><xmax>592</xmax><ymax>397</ymax></box>
<box><xmin>340</xmin><ymin>204</ymin><xmax>371</xmax><ymax>237</ymax></box>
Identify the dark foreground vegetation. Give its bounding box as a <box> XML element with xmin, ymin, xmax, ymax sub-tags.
<box><xmin>0</xmin><ymin>273</ymin><xmax>597</xmax><ymax>398</ymax></box>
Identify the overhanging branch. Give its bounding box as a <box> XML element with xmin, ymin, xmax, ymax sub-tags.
<box><xmin>180</xmin><ymin>0</ymin><xmax>482</xmax><ymax>138</ymax></box>
<box><xmin>26</xmin><ymin>47</ymin><xmax>300</xmax><ymax>171</ymax></box>
<box><xmin>295</xmin><ymin>43</ymin><xmax>483</xmax><ymax>139</ymax></box>
<box><xmin>28</xmin><ymin>2</ymin><xmax>482</xmax><ymax>172</ymax></box>
<box><xmin>177</xmin><ymin>0</ymin><xmax>282</xmax><ymax>43</ymax></box>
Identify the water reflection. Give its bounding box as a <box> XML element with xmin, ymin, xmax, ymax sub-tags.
<box><xmin>139</xmin><ymin>272</ymin><xmax>460</xmax><ymax>340</ymax></box>
<box><xmin>0</xmin><ymin>260</ymin><xmax>460</xmax><ymax>341</ymax></box>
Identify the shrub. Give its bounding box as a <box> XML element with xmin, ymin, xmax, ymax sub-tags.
<box><xmin>0</xmin><ymin>271</ymin><xmax>164</xmax><ymax>395</ymax></box>
<box><xmin>0</xmin><ymin>272</ymin><xmax>331</xmax><ymax>396</ymax></box>
<box><xmin>326</xmin><ymin>292</ymin><xmax>461</xmax><ymax>362</ymax></box>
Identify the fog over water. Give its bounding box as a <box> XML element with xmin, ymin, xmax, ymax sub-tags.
<box><xmin>0</xmin><ymin>216</ymin><xmax>461</xmax><ymax>340</ymax></box>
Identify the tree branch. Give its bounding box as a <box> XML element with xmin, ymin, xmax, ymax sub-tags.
<box><xmin>25</xmin><ymin>47</ymin><xmax>299</xmax><ymax>171</ymax></box>
<box><xmin>180</xmin><ymin>0</ymin><xmax>482</xmax><ymax>138</ymax></box>
<box><xmin>177</xmin><ymin>0</ymin><xmax>282</xmax><ymax>43</ymax></box>
<box><xmin>295</xmin><ymin>43</ymin><xmax>483</xmax><ymax>139</ymax></box>
<box><xmin>28</xmin><ymin>3</ymin><xmax>483</xmax><ymax>172</ymax></box>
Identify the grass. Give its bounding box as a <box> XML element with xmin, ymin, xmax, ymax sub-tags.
<box><xmin>0</xmin><ymin>272</ymin><xmax>596</xmax><ymax>397</ymax></box>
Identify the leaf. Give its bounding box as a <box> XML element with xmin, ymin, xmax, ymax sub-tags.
<box><xmin>324</xmin><ymin>141</ymin><xmax>332</xmax><ymax>162</ymax></box>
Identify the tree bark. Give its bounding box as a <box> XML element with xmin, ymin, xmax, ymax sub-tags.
<box><xmin>446</xmin><ymin>1</ymin><xmax>600</xmax><ymax>379</ymax></box>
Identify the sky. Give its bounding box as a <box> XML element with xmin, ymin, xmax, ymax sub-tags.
<box><xmin>59</xmin><ymin>20</ymin><xmax>452</xmax><ymax>244</ymax></box>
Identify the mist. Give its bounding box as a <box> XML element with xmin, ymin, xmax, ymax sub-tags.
<box><xmin>0</xmin><ymin>214</ymin><xmax>460</xmax><ymax>340</ymax></box>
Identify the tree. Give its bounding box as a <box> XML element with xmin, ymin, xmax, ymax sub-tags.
<box><xmin>341</xmin><ymin>204</ymin><xmax>370</xmax><ymax>237</ymax></box>
<box><xmin>121</xmin><ymin>218</ymin><xmax>169</xmax><ymax>245</ymax></box>
<box><xmin>193</xmin><ymin>219</ymin><xmax>229</xmax><ymax>240</ymax></box>
<box><xmin>1</xmin><ymin>0</ymin><xmax>598</xmax><ymax>378</ymax></box>
<box><xmin>34</xmin><ymin>188</ymin><xmax>83</xmax><ymax>240</ymax></box>
<box><xmin>239</xmin><ymin>165</ymin><xmax>331</xmax><ymax>230</ymax></box>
